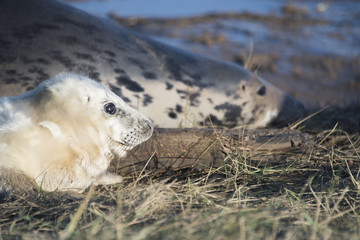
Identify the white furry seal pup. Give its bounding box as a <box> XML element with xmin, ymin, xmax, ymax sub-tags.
<box><xmin>0</xmin><ymin>73</ymin><xmax>153</xmax><ymax>196</ymax></box>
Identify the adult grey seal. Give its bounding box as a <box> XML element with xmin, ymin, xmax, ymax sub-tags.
<box><xmin>0</xmin><ymin>73</ymin><xmax>153</xmax><ymax>195</ymax></box>
<box><xmin>0</xmin><ymin>0</ymin><xmax>306</xmax><ymax>128</ymax></box>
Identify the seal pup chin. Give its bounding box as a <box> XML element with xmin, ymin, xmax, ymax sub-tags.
<box><xmin>0</xmin><ymin>73</ymin><xmax>153</xmax><ymax>195</ymax></box>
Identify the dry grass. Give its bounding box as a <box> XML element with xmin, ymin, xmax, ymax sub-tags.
<box><xmin>1</xmin><ymin>120</ymin><xmax>360</xmax><ymax>239</ymax></box>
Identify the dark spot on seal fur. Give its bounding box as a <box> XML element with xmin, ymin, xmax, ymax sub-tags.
<box><xmin>12</xmin><ymin>23</ymin><xmax>60</xmax><ymax>39</ymax></box>
<box><xmin>165</xmin><ymin>82</ymin><xmax>173</xmax><ymax>90</ymax></box>
<box><xmin>165</xmin><ymin>57</ymin><xmax>183</xmax><ymax>81</ymax></box>
<box><xmin>0</xmin><ymin>54</ymin><xmax>16</xmax><ymax>64</ymax></box>
<box><xmin>225</xmin><ymin>90</ymin><xmax>237</xmax><ymax>97</ymax></box>
<box><xmin>168</xmin><ymin>111</ymin><xmax>177</xmax><ymax>119</ymax></box>
<box><xmin>233</xmin><ymin>94</ymin><xmax>240</xmax><ymax>100</ymax></box>
<box><xmin>105</xmin><ymin>58</ymin><xmax>116</xmax><ymax>64</ymax></box>
<box><xmin>72</xmin><ymin>64</ymin><xmax>101</xmax><ymax>82</ymax></box>
<box><xmin>190</xmin><ymin>93</ymin><xmax>200</xmax><ymax>106</ymax></box>
<box><xmin>36</xmin><ymin>58</ymin><xmax>51</xmax><ymax>65</ymax></box>
<box><xmin>20</xmin><ymin>57</ymin><xmax>50</xmax><ymax>65</ymax></box>
<box><xmin>109</xmin><ymin>84</ymin><xmax>131</xmax><ymax>103</ymax></box>
<box><xmin>215</xmin><ymin>103</ymin><xmax>242</xmax><ymax>125</ymax></box>
<box><xmin>4</xmin><ymin>78</ymin><xmax>18</xmax><ymax>84</ymax></box>
<box><xmin>114</xmin><ymin>68</ymin><xmax>126</xmax><ymax>74</ymax></box>
<box><xmin>48</xmin><ymin>51</ymin><xmax>74</xmax><ymax>70</ymax></box>
<box><xmin>26</xmin><ymin>85</ymin><xmax>36</xmax><ymax>91</ymax></box>
<box><xmin>104</xmin><ymin>50</ymin><xmax>116</xmax><ymax>57</ymax></box>
<box><xmin>27</xmin><ymin>67</ymin><xmax>38</xmax><ymax>74</ymax></box>
<box><xmin>201</xmin><ymin>114</ymin><xmax>223</xmax><ymax>126</ymax></box>
<box><xmin>165</xmin><ymin>57</ymin><xmax>203</xmax><ymax>84</ymax></box>
<box><xmin>113</xmin><ymin>43</ymin><xmax>127</xmax><ymax>52</ymax></box>
<box><xmin>73</xmin><ymin>52</ymin><xmax>96</xmax><ymax>63</ymax></box>
<box><xmin>104</xmin><ymin>54</ymin><xmax>117</xmax><ymax>64</ymax></box>
<box><xmin>142</xmin><ymin>72</ymin><xmax>157</xmax><ymax>80</ymax></box>
<box><xmin>0</xmin><ymin>39</ymin><xmax>12</xmax><ymax>48</ymax></box>
<box><xmin>87</xmin><ymin>71</ymin><xmax>101</xmax><ymax>83</ymax></box>
<box><xmin>251</xmin><ymin>105</ymin><xmax>265</xmax><ymax>115</ymax></box>
<box><xmin>101</xmin><ymin>50</ymin><xmax>118</xmax><ymax>62</ymax></box>
<box><xmin>127</xmin><ymin>57</ymin><xmax>145</xmax><ymax>70</ymax></box>
<box><xmin>175</xmin><ymin>104</ymin><xmax>183</xmax><ymax>113</ymax></box>
<box><xmin>149</xmin><ymin>39</ymin><xmax>201</xmax><ymax>80</ymax></box>
<box><xmin>176</xmin><ymin>90</ymin><xmax>187</xmax><ymax>100</ymax></box>
<box><xmin>28</xmin><ymin>66</ymin><xmax>50</xmax><ymax>81</ymax></box>
<box><xmin>116</xmin><ymin>75</ymin><xmax>144</xmax><ymax>92</ymax></box>
<box><xmin>95</xmin><ymin>38</ymin><xmax>105</xmax><ymax>44</ymax></box>
<box><xmin>60</xmin><ymin>36</ymin><xmax>80</xmax><ymax>45</ymax></box>
<box><xmin>5</xmin><ymin>70</ymin><xmax>17</xmax><ymax>75</ymax></box>
<box><xmin>143</xmin><ymin>94</ymin><xmax>153</xmax><ymax>106</ymax></box>
<box><xmin>176</xmin><ymin>90</ymin><xmax>200</xmax><ymax>106</ymax></box>
<box><xmin>208</xmin><ymin>98</ymin><xmax>213</xmax><ymax>104</ymax></box>
<box><xmin>59</xmin><ymin>35</ymin><xmax>101</xmax><ymax>54</ymax></box>
<box><xmin>247</xmin><ymin>117</ymin><xmax>256</xmax><ymax>124</ymax></box>
<box><xmin>54</xmin><ymin>16</ymin><xmax>100</xmax><ymax>34</ymax></box>
<box><xmin>20</xmin><ymin>76</ymin><xmax>32</xmax><ymax>81</ymax></box>
<box><xmin>215</xmin><ymin>103</ymin><xmax>238</xmax><ymax>111</ymax></box>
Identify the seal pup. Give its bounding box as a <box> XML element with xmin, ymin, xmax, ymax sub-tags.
<box><xmin>0</xmin><ymin>73</ymin><xmax>153</xmax><ymax>195</ymax></box>
<box><xmin>0</xmin><ymin>0</ymin><xmax>306</xmax><ymax>128</ymax></box>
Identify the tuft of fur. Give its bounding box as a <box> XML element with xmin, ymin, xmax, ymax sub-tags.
<box><xmin>0</xmin><ymin>73</ymin><xmax>153</xmax><ymax>197</ymax></box>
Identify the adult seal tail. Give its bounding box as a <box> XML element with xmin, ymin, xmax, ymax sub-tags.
<box><xmin>0</xmin><ymin>0</ymin><xmax>306</xmax><ymax>128</ymax></box>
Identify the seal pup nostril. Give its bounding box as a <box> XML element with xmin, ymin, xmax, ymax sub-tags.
<box><xmin>139</xmin><ymin>119</ymin><xmax>154</xmax><ymax>133</ymax></box>
<box><xmin>146</xmin><ymin>120</ymin><xmax>154</xmax><ymax>131</ymax></box>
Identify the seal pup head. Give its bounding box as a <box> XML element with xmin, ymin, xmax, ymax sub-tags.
<box><xmin>0</xmin><ymin>73</ymin><xmax>153</xmax><ymax>193</ymax></box>
<box><xmin>38</xmin><ymin>73</ymin><xmax>153</xmax><ymax>151</ymax></box>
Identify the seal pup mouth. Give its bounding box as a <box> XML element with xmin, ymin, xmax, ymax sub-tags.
<box><xmin>106</xmin><ymin>119</ymin><xmax>154</xmax><ymax>159</ymax></box>
<box><xmin>106</xmin><ymin>138</ymin><xmax>133</xmax><ymax>160</ymax></box>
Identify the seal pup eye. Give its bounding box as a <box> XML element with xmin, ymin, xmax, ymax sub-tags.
<box><xmin>257</xmin><ymin>86</ymin><xmax>266</xmax><ymax>96</ymax></box>
<box><xmin>104</xmin><ymin>102</ymin><xmax>117</xmax><ymax>115</ymax></box>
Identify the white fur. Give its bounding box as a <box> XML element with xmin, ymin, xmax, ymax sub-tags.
<box><xmin>0</xmin><ymin>73</ymin><xmax>153</xmax><ymax>193</ymax></box>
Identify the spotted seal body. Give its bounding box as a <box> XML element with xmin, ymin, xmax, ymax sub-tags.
<box><xmin>0</xmin><ymin>73</ymin><xmax>153</xmax><ymax>194</ymax></box>
<box><xmin>0</xmin><ymin>0</ymin><xmax>305</xmax><ymax>128</ymax></box>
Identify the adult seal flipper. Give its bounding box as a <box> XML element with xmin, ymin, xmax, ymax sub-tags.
<box><xmin>0</xmin><ymin>0</ymin><xmax>306</xmax><ymax>128</ymax></box>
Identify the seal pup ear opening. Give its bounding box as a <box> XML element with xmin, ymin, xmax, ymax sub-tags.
<box><xmin>0</xmin><ymin>73</ymin><xmax>153</xmax><ymax>195</ymax></box>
